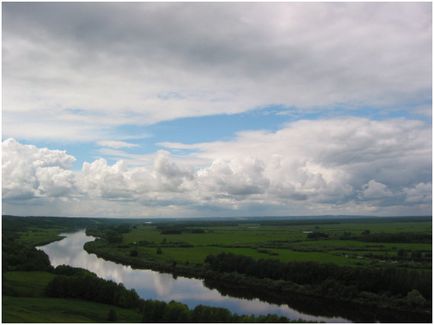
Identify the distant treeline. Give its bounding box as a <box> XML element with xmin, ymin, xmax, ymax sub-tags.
<box><xmin>205</xmin><ymin>253</ymin><xmax>432</xmax><ymax>300</ymax></box>
<box><xmin>157</xmin><ymin>225</ymin><xmax>207</xmax><ymax>235</ymax></box>
<box><xmin>150</xmin><ymin>216</ymin><xmax>431</xmax><ymax>228</ymax></box>
<box><xmin>45</xmin><ymin>265</ymin><xmax>298</xmax><ymax>323</ymax></box>
<box><xmin>2</xmin><ymin>215</ymin><xmax>97</xmax><ymax>232</ymax></box>
<box><xmin>339</xmin><ymin>231</ymin><xmax>432</xmax><ymax>243</ymax></box>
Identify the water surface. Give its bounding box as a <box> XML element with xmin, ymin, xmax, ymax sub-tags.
<box><xmin>38</xmin><ymin>230</ymin><xmax>349</xmax><ymax>322</ymax></box>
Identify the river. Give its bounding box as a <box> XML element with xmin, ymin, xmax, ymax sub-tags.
<box><xmin>38</xmin><ymin>230</ymin><xmax>350</xmax><ymax>322</ymax></box>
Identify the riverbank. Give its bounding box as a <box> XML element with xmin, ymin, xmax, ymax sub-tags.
<box><xmin>43</xmin><ymin>230</ymin><xmax>335</xmax><ymax>322</ymax></box>
<box><xmin>84</xmin><ymin>237</ymin><xmax>432</xmax><ymax>323</ymax></box>
<box><xmin>3</xmin><ymin>216</ymin><xmax>307</xmax><ymax>323</ymax></box>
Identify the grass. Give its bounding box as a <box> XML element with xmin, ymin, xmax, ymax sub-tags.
<box><xmin>95</xmin><ymin>219</ymin><xmax>431</xmax><ymax>269</ymax></box>
<box><xmin>18</xmin><ymin>227</ymin><xmax>66</xmax><ymax>246</ymax></box>
<box><xmin>3</xmin><ymin>272</ymin><xmax>55</xmax><ymax>297</ymax></box>
<box><xmin>2</xmin><ymin>296</ymin><xmax>143</xmax><ymax>323</ymax></box>
<box><xmin>113</xmin><ymin>245</ymin><xmax>354</xmax><ymax>266</ymax></box>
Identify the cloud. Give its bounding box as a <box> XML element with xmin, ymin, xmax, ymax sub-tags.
<box><xmin>2</xmin><ymin>118</ymin><xmax>431</xmax><ymax>217</ymax></box>
<box><xmin>196</xmin><ymin>158</ymin><xmax>269</xmax><ymax>197</ymax></box>
<box><xmin>79</xmin><ymin>159</ymin><xmax>133</xmax><ymax>199</ymax></box>
<box><xmin>403</xmin><ymin>183</ymin><xmax>432</xmax><ymax>204</ymax></box>
<box><xmin>2</xmin><ymin>138</ymin><xmax>76</xmax><ymax>200</ymax></box>
<box><xmin>97</xmin><ymin>140</ymin><xmax>138</xmax><ymax>149</ymax></box>
<box><xmin>361</xmin><ymin>180</ymin><xmax>393</xmax><ymax>200</ymax></box>
<box><xmin>3</xmin><ymin>2</ymin><xmax>431</xmax><ymax>142</ymax></box>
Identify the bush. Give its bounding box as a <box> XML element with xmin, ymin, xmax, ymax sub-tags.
<box><xmin>406</xmin><ymin>289</ymin><xmax>427</xmax><ymax>307</ymax></box>
<box><xmin>307</xmin><ymin>232</ymin><xmax>329</xmax><ymax>240</ymax></box>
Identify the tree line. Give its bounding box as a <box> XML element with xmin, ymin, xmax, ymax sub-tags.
<box><xmin>141</xmin><ymin>300</ymin><xmax>294</xmax><ymax>323</ymax></box>
<box><xmin>205</xmin><ymin>252</ymin><xmax>431</xmax><ymax>300</ymax></box>
<box><xmin>46</xmin><ymin>267</ymin><xmax>140</xmax><ymax>308</ymax></box>
<box><xmin>338</xmin><ymin>231</ymin><xmax>432</xmax><ymax>243</ymax></box>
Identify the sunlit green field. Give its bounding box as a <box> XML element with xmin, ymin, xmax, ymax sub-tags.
<box><xmin>18</xmin><ymin>228</ymin><xmax>66</xmax><ymax>246</ymax></box>
<box><xmin>89</xmin><ymin>218</ymin><xmax>431</xmax><ymax>269</ymax></box>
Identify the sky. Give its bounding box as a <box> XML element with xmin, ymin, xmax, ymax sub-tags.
<box><xmin>2</xmin><ymin>2</ymin><xmax>432</xmax><ymax>218</ymax></box>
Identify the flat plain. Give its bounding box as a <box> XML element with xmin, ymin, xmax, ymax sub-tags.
<box><xmin>87</xmin><ymin>217</ymin><xmax>431</xmax><ymax>269</ymax></box>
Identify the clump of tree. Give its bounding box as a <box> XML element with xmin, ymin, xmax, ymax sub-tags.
<box><xmin>53</xmin><ymin>265</ymin><xmax>95</xmax><ymax>277</ymax></box>
<box><xmin>306</xmin><ymin>232</ymin><xmax>329</xmax><ymax>240</ymax></box>
<box><xmin>160</xmin><ymin>229</ymin><xmax>183</xmax><ymax>235</ymax></box>
<box><xmin>339</xmin><ymin>231</ymin><xmax>431</xmax><ymax>244</ymax></box>
<box><xmin>156</xmin><ymin>225</ymin><xmax>207</xmax><ymax>235</ymax></box>
<box><xmin>141</xmin><ymin>300</ymin><xmax>294</xmax><ymax>323</ymax></box>
<box><xmin>2</xmin><ymin>236</ymin><xmax>52</xmax><ymax>272</ymax></box>
<box><xmin>86</xmin><ymin>224</ymin><xmax>132</xmax><ymax>244</ymax></box>
<box><xmin>190</xmin><ymin>229</ymin><xmax>205</xmax><ymax>234</ymax></box>
<box><xmin>106</xmin><ymin>231</ymin><xmax>123</xmax><ymax>244</ymax></box>
<box><xmin>405</xmin><ymin>289</ymin><xmax>427</xmax><ymax>307</ymax></box>
<box><xmin>46</xmin><ymin>273</ymin><xmax>140</xmax><ymax>308</ymax></box>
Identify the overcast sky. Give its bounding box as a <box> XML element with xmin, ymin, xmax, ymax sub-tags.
<box><xmin>2</xmin><ymin>2</ymin><xmax>432</xmax><ymax>218</ymax></box>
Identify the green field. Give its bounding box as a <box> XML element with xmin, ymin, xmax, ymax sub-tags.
<box><xmin>3</xmin><ymin>296</ymin><xmax>143</xmax><ymax>323</ymax></box>
<box><xmin>88</xmin><ymin>218</ymin><xmax>431</xmax><ymax>269</ymax></box>
<box><xmin>18</xmin><ymin>228</ymin><xmax>66</xmax><ymax>246</ymax></box>
<box><xmin>3</xmin><ymin>272</ymin><xmax>55</xmax><ymax>297</ymax></box>
<box><xmin>2</xmin><ymin>271</ymin><xmax>143</xmax><ymax>323</ymax></box>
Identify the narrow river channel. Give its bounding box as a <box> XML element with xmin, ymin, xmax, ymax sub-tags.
<box><xmin>38</xmin><ymin>230</ymin><xmax>350</xmax><ymax>322</ymax></box>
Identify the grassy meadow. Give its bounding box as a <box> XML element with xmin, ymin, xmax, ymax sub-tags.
<box><xmin>87</xmin><ymin>217</ymin><xmax>431</xmax><ymax>269</ymax></box>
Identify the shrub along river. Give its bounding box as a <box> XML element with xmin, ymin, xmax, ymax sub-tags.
<box><xmin>38</xmin><ymin>230</ymin><xmax>348</xmax><ymax>322</ymax></box>
<box><xmin>38</xmin><ymin>230</ymin><xmax>425</xmax><ymax>323</ymax></box>
<box><xmin>37</xmin><ymin>230</ymin><xmax>431</xmax><ymax>323</ymax></box>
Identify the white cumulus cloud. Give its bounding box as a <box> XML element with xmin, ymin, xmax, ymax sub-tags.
<box><xmin>2</xmin><ymin>138</ymin><xmax>76</xmax><ymax>200</ymax></box>
<box><xmin>2</xmin><ymin>118</ymin><xmax>431</xmax><ymax>217</ymax></box>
